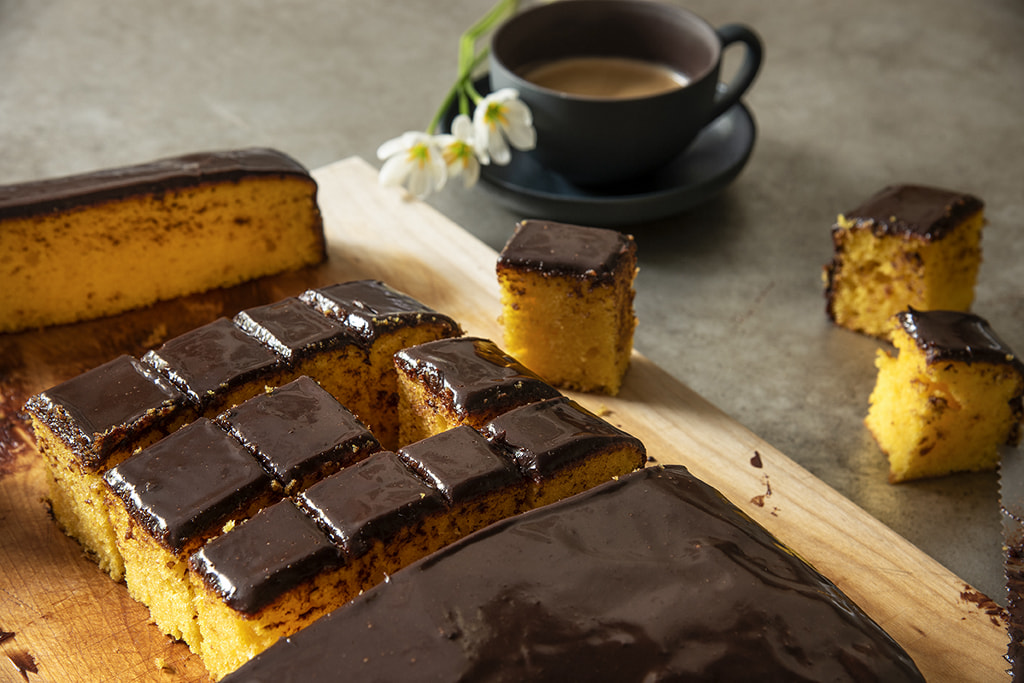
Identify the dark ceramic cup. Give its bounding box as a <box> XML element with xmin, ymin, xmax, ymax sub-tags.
<box><xmin>489</xmin><ymin>0</ymin><xmax>762</xmax><ymax>187</ymax></box>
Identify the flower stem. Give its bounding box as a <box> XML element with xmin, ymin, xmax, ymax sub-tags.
<box><xmin>426</xmin><ymin>0</ymin><xmax>519</xmax><ymax>134</ymax></box>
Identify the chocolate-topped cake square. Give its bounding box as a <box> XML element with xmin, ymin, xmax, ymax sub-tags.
<box><xmin>142</xmin><ymin>317</ymin><xmax>283</xmax><ymax>413</ymax></box>
<box><xmin>25</xmin><ymin>353</ymin><xmax>191</xmax><ymax>471</ymax></box>
<box><xmin>218</xmin><ymin>376</ymin><xmax>380</xmax><ymax>493</ymax></box>
<box><xmin>297</xmin><ymin>451</ymin><xmax>445</xmax><ymax>558</ymax></box>
<box><xmin>104</xmin><ymin>417</ymin><xmax>275</xmax><ymax>554</ymax></box>
<box><xmin>394</xmin><ymin>336</ymin><xmax>562</xmax><ymax>443</ymax></box>
<box><xmin>190</xmin><ymin>499</ymin><xmax>343</xmax><ymax>616</ymax></box>
<box><xmin>482</xmin><ymin>396</ymin><xmax>646</xmax><ymax>506</ymax></box>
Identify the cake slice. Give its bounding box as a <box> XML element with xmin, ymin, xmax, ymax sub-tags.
<box><xmin>496</xmin><ymin>219</ymin><xmax>638</xmax><ymax>395</ymax></box>
<box><xmin>482</xmin><ymin>396</ymin><xmax>646</xmax><ymax>507</ymax></box>
<box><xmin>0</xmin><ymin>148</ymin><xmax>325</xmax><ymax>333</ymax></box>
<box><xmin>865</xmin><ymin>307</ymin><xmax>1024</xmax><ymax>482</ymax></box>
<box><xmin>823</xmin><ymin>184</ymin><xmax>984</xmax><ymax>338</ymax></box>
<box><xmin>394</xmin><ymin>336</ymin><xmax>562</xmax><ymax>444</ymax></box>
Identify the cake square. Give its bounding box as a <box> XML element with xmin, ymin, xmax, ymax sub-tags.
<box><xmin>393</xmin><ymin>336</ymin><xmax>562</xmax><ymax>444</ymax></box>
<box><xmin>189</xmin><ymin>499</ymin><xmax>349</xmax><ymax>677</ymax></box>
<box><xmin>142</xmin><ymin>317</ymin><xmax>284</xmax><ymax>414</ymax></box>
<box><xmin>23</xmin><ymin>354</ymin><xmax>196</xmax><ymax>580</ymax></box>
<box><xmin>496</xmin><ymin>220</ymin><xmax>638</xmax><ymax>395</ymax></box>
<box><xmin>865</xmin><ymin>307</ymin><xmax>1024</xmax><ymax>482</ymax></box>
<box><xmin>299</xmin><ymin>280</ymin><xmax>462</xmax><ymax>449</ymax></box>
<box><xmin>481</xmin><ymin>396</ymin><xmax>646</xmax><ymax>506</ymax></box>
<box><xmin>234</xmin><ymin>297</ymin><xmax>372</xmax><ymax>420</ymax></box>
<box><xmin>397</xmin><ymin>424</ymin><xmax>525</xmax><ymax>535</ymax></box>
<box><xmin>217</xmin><ymin>376</ymin><xmax>381</xmax><ymax>493</ymax></box>
<box><xmin>104</xmin><ymin>417</ymin><xmax>277</xmax><ymax>646</ymax></box>
<box><xmin>297</xmin><ymin>451</ymin><xmax>448</xmax><ymax>589</ymax></box>
<box><xmin>823</xmin><ymin>184</ymin><xmax>984</xmax><ymax>339</ymax></box>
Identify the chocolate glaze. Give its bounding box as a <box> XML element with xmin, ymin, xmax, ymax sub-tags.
<box><xmin>218</xmin><ymin>376</ymin><xmax>380</xmax><ymax>488</ymax></box>
<box><xmin>103</xmin><ymin>417</ymin><xmax>274</xmax><ymax>553</ymax></box>
<box><xmin>297</xmin><ymin>451</ymin><xmax>446</xmax><ymax>558</ymax></box>
<box><xmin>0</xmin><ymin>148</ymin><xmax>314</xmax><ymax>219</ymax></box>
<box><xmin>224</xmin><ymin>466</ymin><xmax>924</xmax><ymax>682</ymax></box>
<box><xmin>838</xmin><ymin>184</ymin><xmax>983</xmax><ymax>240</ymax></box>
<box><xmin>898</xmin><ymin>307</ymin><xmax>1024</xmax><ymax>371</ymax></box>
<box><xmin>142</xmin><ymin>317</ymin><xmax>282</xmax><ymax>407</ymax></box>
<box><xmin>190</xmin><ymin>499</ymin><xmax>343</xmax><ymax>616</ymax></box>
<box><xmin>497</xmin><ymin>220</ymin><xmax>635</xmax><ymax>284</ymax></box>
<box><xmin>393</xmin><ymin>337</ymin><xmax>562</xmax><ymax>419</ymax></box>
<box><xmin>483</xmin><ymin>397</ymin><xmax>645</xmax><ymax>478</ymax></box>
<box><xmin>22</xmin><ymin>354</ymin><xmax>187</xmax><ymax>469</ymax></box>
<box><xmin>234</xmin><ymin>297</ymin><xmax>360</xmax><ymax>361</ymax></box>
<box><xmin>397</xmin><ymin>425</ymin><xmax>522</xmax><ymax>503</ymax></box>
<box><xmin>299</xmin><ymin>280</ymin><xmax>461</xmax><ymax>345</ymax></box>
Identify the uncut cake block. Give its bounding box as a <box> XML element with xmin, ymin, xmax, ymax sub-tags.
<box><xmin>394</xmin><ymin>336</ymin><xmax>562</xmax><ymax>445</ymax></box>
<box><xmin>497</xmin><ymin>220</ymin><xmax>638</xmax><ymax>396</ymax></box>
<box><xmin>865</xmin><ymin>307</ymin><xmax>1024</xmax><ymax>482</ymax></box>
<box><xmin>823</xmin><ymin>184</ymin><xmax>984</xmax><ymax>339</ymax></box>
<box><xmin>222</xmin><ymin>466</ymin><xmax>925</xmax><ymax>683</ymax></box>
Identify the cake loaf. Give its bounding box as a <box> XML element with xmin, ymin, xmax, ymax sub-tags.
<box><xmin>0</xmin><ymin>148</ymin><xmax>326</xmax><ymax>333</ymax></box>
<box><xmin>223</xmin><ymin>465</ymin><xmax>924</xmax><ymax>682</ymax></box>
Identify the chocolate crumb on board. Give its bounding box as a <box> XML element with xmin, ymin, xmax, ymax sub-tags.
<box><xmin>6</xmin><ymin>650</ymin><xmax>38</xmax><ymax>681</ymax></box>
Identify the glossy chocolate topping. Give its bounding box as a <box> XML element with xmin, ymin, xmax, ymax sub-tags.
<box><xmin>23</xmin><ymin>354</ymin><xmax>185</xmax><ymax>468</ymax></box>
<box><xmin>297</xmin><ymin>451</ymin><xmax>445</xmax><ymax>557</ymax></box>
<box><xmin>0</xmin><ymin>148</ymin><xmax>314</xmax><ymax>219</ymax></box>
<box><xmin>397</xmin><ymin>425</ymin><xmax>522</xmax><ymax>503</ymax></box>
<box><xmin>190</xmin><ymin>499</ymin><xmax>343</xmax><ymax>615</ymax></box>
<box><xmin>497</xmin><ymin>220</ymin><xmax>635</xmax><ymax>283</ymax></box>
<box><xmin>898</xmin><ymin>307</ymin><xmax>1024</xmax><ymax>370</ymax></box>
<box><xmin>224</xmin><ymin>466</ymin><xmax>924</xmax><ymax>682</ymax></box>
<box><xmin>299</xmin><ymin>280</ymin><xmax>461</xmax><ymax>345</ymax></box>
<box><xmin>483</xmin><ymin>397</ymin><xmax>645</xmax><ymax>478</ymax></box>
<box><xmin>142</xmin><ymin>317</ymin><xmax>282</xmax><ymax>406</ymax></box>
<box><xmin>104</xmin><ymin>417</ymin><xmax>273</xmax><ymax>553</ymax></box>
<box><xmin>234</xmin><ymin>297</ymin><xmax>359</xmax><ymax>361</ymax></box>
<box><xmin>218</xmin><ymin>376</ymin><xmax>380</xmax><ymax>488</ymax></box>
<box><xmin>840</xmin><ymin>184</ymin><xmax>984</xmax><ymax>239</ymax></box>
<box><xmin>394</xmin><ymin>337</ymin><xmax>562</xmax><ymax>419</ymax></box>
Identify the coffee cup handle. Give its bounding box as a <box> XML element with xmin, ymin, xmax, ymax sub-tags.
<box><xmin>710</xmin><ymin>24</ymin><xmax>763</xmax><ymax>121</ymax></box>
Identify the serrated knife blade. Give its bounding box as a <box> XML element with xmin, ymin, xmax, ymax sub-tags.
<box><xmin>1002</xmin><ymin>445</ymin><xmax>1024</xmax><ymax>679</ymax></box>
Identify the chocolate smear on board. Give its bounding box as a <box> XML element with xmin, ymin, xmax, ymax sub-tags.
<box><xmin>750</xmin><ymin>450</ymin><xmax>763</xmax><ymax>468</ymax></box>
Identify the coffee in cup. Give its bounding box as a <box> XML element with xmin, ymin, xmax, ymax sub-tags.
<box><xmin>489</xmin><ymin>0</ymin><xmax>762</xmax><ymax>187</ymax></box>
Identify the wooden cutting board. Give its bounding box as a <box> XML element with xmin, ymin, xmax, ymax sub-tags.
<box><xmin>0</xmin><ymin>157</ymin><xmax>1007</xmax><ymax>682</ymax></box>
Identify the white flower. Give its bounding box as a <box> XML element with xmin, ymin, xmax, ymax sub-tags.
<box><xmin>436</xmin><ymin>114</ymin><xmax>480</xmax><ymax>188</ymax></box>
<box><xmin>473</xmin><ymin>87</ymin><xmax>536</xmax><ymax>166</ymax></box>
<box><xmin>376</xmin><ymin>131</ymin><xmax>447</xmax><ymax>199</ymax></box>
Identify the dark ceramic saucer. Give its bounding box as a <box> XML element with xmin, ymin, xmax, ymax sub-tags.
<box><xmin>446</xmin><ymin>77</ymin><xmax>756</xmax><ymax>228</ymax></box>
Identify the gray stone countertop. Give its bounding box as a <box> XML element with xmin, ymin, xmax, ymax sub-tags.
<box><xmin>1</xmin><ymin>0</ymin><xmax>1022</xmax><ymax>604</ymax></box>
